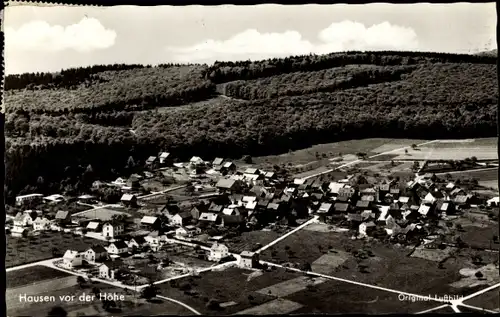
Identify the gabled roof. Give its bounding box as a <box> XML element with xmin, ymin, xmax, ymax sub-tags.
<box><xmin>318</xmin><ymin>203</ymin><xmax>333</xmax><ymax>213</ymax></box>
<box><xmin>246</xmin><ymin>201</ymin><xmax>257</xmax><ymax>210</ymax></box>
<box><xmin>329</xmin><ymin>182</ymin><xmax>345</xmax><ymax>194</ymax></box>
<box><xmin>110</xmin><ymin>241</ymin><xmax>128</xmax><ymax>249</ymax></box>
<box><xmin>390</xmin><ymin>188</ymin><xmax>400</xmax><ymax>194</ymax></box>
<box><xmin>190</xmin><ymin>156</ymin><xmax>204</xmax><ymax>163</ymax></box>
<box><xmin>361</xmin><ymin>195</ymin><xmax>375</xmax><ymax>202</ymax></box>
<box><xmin>121</xmin><ymin>194</ymin><xmax>136</xmax><ymax>201</ymax></box>
<box><xmin>356</xmin><ymin>200</ymin><xmax>370</xmax><ymax>208</ymax></box>
<box><xmin>436</xmin><ymin>201</ymin><xmax>450</xmax><ymax>212</ymax></box>
<box><xmin>216</xmin><ymin>178</ymin><xmax>237</xmax><ymax>189</ymax></box>
<box><xmin>55</xmin><ymin>210</ymin><xmax>70</xmax><ymax>220</ymax></box>
<box><xmin>199</xmin><ymin>212</ymin><xmax>219</xmax><ymax>222</ymax></box>
<box><xmin>213</xmin><ymin>158</ymin><xmax>224</xmax><ymax>165</ymax></box>
<box><xmin>267</xmin><ymin>203</ymin><xmax>280</xmax><ymax>211</ymax></box>
<box><xmin>451</xmin><ymin>188</ymin><xmax>465</xmax><ymax>196</ymax></box>
<box><xmin>240</xmin><ymin>251</ymin><xmax>256</xmax><ymax>257</ymax></box>
<box><xmin>334</xmin><ymin>203</ymin><xmax>350</xmax><ymax>212</ymax></box>
<box><xmin>159</xmin><ymin>152</ymin><xmax>170</xmax><ymax>159</ymax></box>
<box><xmin>242</xmin><ymin>196</ymin><xmax>257</xmax><ymax>202</ymax></box>
<box><xmin>244</xmin><ymin>168</ymin><xmax>260</xmax><ymax>175</ymax></box>
<box><xmin>175</xmin><ymin>211</ymin><xmax>193</xmax><ymax>219</ymax></box>
<box><xmin>146</xmin><ymin>156</ymin><xmax>157</xmax><ymax>163</ymax></box>
<box><xmin>264</xmin><ymin>172</ymin><xmax>276</xmax><ymax>178</ymax></box>
<box><xmin>140</xmin><ymin>216</ymin><xmax>158</xmax><ymax>224</ymax></box>
<box><xmin>360</xmin><ymin>188</ymin><xmax>376</xmax><ymax>194</ymax></box>
<box><xmin>88</xmin><ymin>245</ymin><xmax>107</xmax><ymax>253</ymax></box>
<box><xmin>222</xmin><ymin>214</ymin><xmax>243</xmax><ymax>224</ymax></box>
<box><xmin>86</xmin><ymin>221</ymin><xmax>101</xmax><ymax>230</ymax></box>
<box><xmin>223</xmin><ymin>162</ymin><xmax>235</xmax><ymax>168</ymax></box>
<box><xmin>398</xmin><ymin>196</ymin><xmax>410</xmax><ymax>203</ymax></box>
<box><xmin>347</xmin><ymin>213</ymin><xmax>363</xmax><ymax>222</ymax></box>
<box><xmin>100</xmin><ymin>259</ymin><xmax>124</xmax><ymax>270</ymax></box>
<box><xmin>208</xmin><ymin>202</ymin><xmax>223</xmax><ymax>213</ymax></box>
<box><xmin>418</xmin><ymin>205</ymin><xmax>431</xmax><ymax>216</ymax></box>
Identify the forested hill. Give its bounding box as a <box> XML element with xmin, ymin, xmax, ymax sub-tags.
<box><xmin>4</xmin><ymin>51</ymin><xmax>498</xmax><ymax>201</ymax></box>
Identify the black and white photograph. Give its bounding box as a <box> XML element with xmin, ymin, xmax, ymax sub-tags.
<box><xmin>3</xmin><ymin>2</ymin><xmax>499</xmax><ymax>316</ymax></box>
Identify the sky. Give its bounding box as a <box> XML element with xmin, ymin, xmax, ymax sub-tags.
<box><xmin>4</xmin><ymin>3</ymin><xmax>497</xmax><ymax>75</ymax></box>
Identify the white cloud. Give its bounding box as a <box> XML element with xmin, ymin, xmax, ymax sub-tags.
<box><xmin>165</xmin><ymin>20</ymin><xmax>419</xmax><ymax>63</ymax></box>
<box><xmin>5</xmin><ymin>17</ymin><xmax>117</xmax><ymax>52</ymax></box>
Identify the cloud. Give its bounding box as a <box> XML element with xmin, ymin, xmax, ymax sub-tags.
<box><xmin>165</xmin><ymin>20</ymin><xmax>419</xmax><ymax>63</ymax></box>
<box><xmin>5</xmin><ymin>17</ymin><xmax>117</xmax><ymax>52</ymax></box>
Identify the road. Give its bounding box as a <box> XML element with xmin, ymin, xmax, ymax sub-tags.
<box><xmin>156</xmin><ymin>295</ymin><xmax>201</xmax><ymax>315</ymax></box>
<box><xmin>138</xmin><ymin>184</ymin><xmax>188</xmax><ymax>200</ymax></box>
<box><xmin>303</xmin><ymin>140</ymin><xmax>440</xmax><ymax>180</ymax></box>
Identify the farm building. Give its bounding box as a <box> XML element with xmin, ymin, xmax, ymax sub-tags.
<box><xmin>216</xmin><ymin>178</ymin><xmax>241</xmax><ymax>192</ymax></box>
<box><xmin>84</xmin><ymin>246</ymin><xmax>108</xmax><ymax>263</ymax></box>
<box><xmin>208</xmin><ymin>242</ymin><xmax>229</xmax><ymax>262</ymax></box>
<box><xmin>86</xmin><ymin>221</ymin><xmax>102</xmax><ymax>232</ymax></box>
<box><xmin>140</xmin><ymin>216</ymin><xmax>160</xmax><ymax>230</ymax></box>
<box><xmin>15</xmin><ymin>193</ymin><xmax>43</xmax><ymax>206</ymax></box>
<box><xmin>121</xmin><ymin>194</ymin><xmax>137</xmax><ymax>207</ymax></box>
<box><xmin>159</xmin><ymin>152</ymin><xmax>172</xmax><ymax>165</ymax></box>
<box><xmin>212</xmin><ymin>157</ymin><xmax>224</xmax><ymax>166</ymax></box>
<box><xmin>239</xmin><ymin>251</ymin><xmax>260</xmax><ymax>268</ymax></box>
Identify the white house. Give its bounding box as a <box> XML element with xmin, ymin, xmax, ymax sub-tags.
<box><xmin>11</xmin><ymin>226</ymin><xmax>27</xmax><ymax>238</ymax></box>
<box><xmin>487</xmin><ymin>197</ymin><xmax>499</xmax><ymax>207</ymax></box>
<box><xmin>99</xmin><ymin>260</ymin><xmax>123</xmax><ymax>280</ymax></box>
<box><xmin>43</xmin><ymin>194</ymin><xmax>65</xmax><ymax>204</ymax></box>
<box><xmin>190</xmin><ymin>156</ymin><xmax>204</xmax><ymax>165</ymax></box>
<box><xmin>107</xmin><ymin>241</ymin><xmax>129</xmax><ymax>255</ymax></box>
<box><xmin>102</xmin><ymin>222</ymin><xmax>124</xmax><ymax>239</ymax></box>
<box><xmin>86</xmin><ymin>221</ymin><xmax>102</xmax><ymax>232</ymax></box>
<box><xmin>84</xmin><ymin>246</ymin><xmax>108</xmax><ymax>263</ymax></box>
<box><xmin>14</xmin><ymin>213</ymin><xmax>34</xmax><ymax>227</ymax></box>
<box><xmin>418</xmin><ymin>205</ymin><xmax>431</xmax><ymax>217</ymax></box>
<box><xmin>175</xmin><ymin>225</ymin><xmax>201</xmax><ymax>238</ymax></box>
<box><xmin>127</xmin><ymin>236</ymin><xmax>148</xmax><ymax>249</ymax></box>
<box><xmin>239</xmin><ymin>251</ymin><xmax>259</xmax><ymax>268</ymax></box>
<box><xmin>359</xmin><ymin>222</ymin><xmax>376</xmax><ymax>236</ymax></box>
<box><xmin>208</xmin><ymin>242</ymin><xmax>229</xmax><ymax>262</ymax></box>
<box><xmin>159</xmin><ymin>152</ymin><xmax>171</xmax><ymax>164</ymax></box>
<box><xmin>112</xmin><ymin>177</ymin><xmax>126</xmax><ymax>186</ymax></box>
<box><xmin>329</xmin><ymin>182</ymin><xmax>346</xmax><ymax>195</ymax></box>
<box><xmin>33</xmin><ymin>217</ymin><xmax>51</xmax><ymax>231</ymax></box>
<box><xmin>171</xmin><ymin>212</ymin><xmax>193</xmax><ymax>226</ymax></box>
<box><xmin>62</xmin><ymin>250</ymin><xmax>83</xmax><ymax>269</ymax></box>
<box><xmin>424</xmin><ymin>191</ymin><xmax>445</xmax><ymax>204</ymax></box>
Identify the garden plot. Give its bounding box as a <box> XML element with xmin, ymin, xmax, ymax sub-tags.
<box><xmin>256</xmin><ymin>276</ymin><xmax>327</xmax><ymax>298</ymax></box>
<box><xmin>451</xmin><ymin>264</ymin><xmax>500</xmax><ymax>289</ymax></box>
<box><xmin>411</xmin><ymin>246</ymin><xmax>458</xmax><ymax>262</ymax></box>
<box><xmin>392</xmin><ymin>146</ymin><xmax>497</xmax><ymax>161</ymax></box>
<box><xmin>234</xmin><ymin>298</ymin><xmax>303</xmax><ymax>315</ymax></box>
<box><xmin>72</xmin><ymin>208</ymin><xmax>129</xmax><ymax>222</ymax></box>
<box><xmin>312</xmin><ymin>251</ymin><xmax>351</xmax><ymax>275</ymax></box>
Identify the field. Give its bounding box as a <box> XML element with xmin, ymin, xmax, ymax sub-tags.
<box><xmin>6</xmin><ymin>232</ymin><xmax>107</xmax><ymax>268</ymax></box>
<box><xmin>7</xmin><ymin>266</ymin><xmax>72</xmax><ymax>288</ymax></box>
<box><xmin>259</xmin><ymin>223</ymin><xmax>491</xmax><ymax>297</ymax></box>
<box><xmin>225</xmin><ymin>230</ymin><xmax>281</xmax><ymax>253</ymax></box>
<box><xmin>72</xmin><ymin>207</ymin><xmax>130</xmax><ymax>222</ymax></box>
<box><xmin>253</xmin><ymin>139</ymin><xmax>427</xmax><ymax>170</ymax></box>
<box><xmin>156</xmin><ymin>267</ymin><xmax>302</xmax><ymax>315</ymax></box>
<box><xmin>464</xmin><ymin>288</ymin><xmax>500</xmax><ymax>311</ymax></box>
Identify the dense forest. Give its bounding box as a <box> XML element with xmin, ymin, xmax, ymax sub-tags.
<box><xmin>4</xmin><ymin>51</ymin><xmax>498</xmax><ymax>202</ymax></box>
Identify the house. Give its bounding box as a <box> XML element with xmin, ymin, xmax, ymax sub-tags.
<box><xmin>216</xmin><ymin>178</ymin><xmax>241</xmax><ymax>192</ymax></box>
<box><xmin>317</xmin><ymin>203</ymin><xmax>333</xmax><ymax>214</ymax></box>
<box><xmin>347</xmin><ymin>213</ymin><xmax>363</xmax><ymax>223</ymax></box>
<box><xmin>176</xmin><ymin>225</ymin><xmax>201</xmax><ymax>238</ymax></box>
<box><xmin>126</xmin><ymin>176</ymin><xmax>141</xmax><ymax>190</ymax></box>
<box><xmin>239</xmin><ymin>251</ymin><xmax>259</xmax><ymax>268</ymax></box>
<box><xmin>487</xmin><ymin>197</ymin><xmax>499</xmax><ymax>207</ymax></box>
<box><xmin>190</xmin><ymin>156</ymin><xmax>204</xmax><ymax>165</ymax></box>
<box><xmin>33</xmin><ymin>217</ymin><xmax>51</xmax><ymax>231</ymax></box>
<box><xmin>84</xmin><ymin>246</ymin><xmax>108</xmax><ymax>263</ymax></box>
<box><xmin>360</xmin><ymin>195</ymin><xmax>375</xmax><ymax>202</ymax></box>
<box><xmin>264</xmin><ymin>171</ymin><xmax>277</xmax><ymax>179</ymax></box>
<box><xmin>190</xmin><ymin>205</ymin><xmax>208</xmax><ymax>221</ymax></box>
<box><xmin>107</xmin><ymin>241</ymin><xmax>129</xmax><ymax>255</ymax></box>
<box><xmin>453</xmin><ymin>195</ymin><xmax>470</xmax><ymax>208</ymax></box>
<box><xmin>15</xmin><ymin>193</ymin><xmax>43</xmax><ymax>206</ymax></box>
<box><xmin>62</xmin><ymin>250</ymin><xmax>83</xmax><ymax>269</ymax></box>
<box><xmin>334</xmin><ymin>203</ymin><xmax>350</xmax><ymax>213</ymax></box>
<box><xmin>159</xmin><ymin>152</ymin><xmax>171</xmax><ymax>165</ymax></box>
<box><xmin>145</xmin><ymin>156</ymin><xmax>159</xmax><ymax>169</ymax></box>
<box><xmin>86</xmin><ymin>221</ymin><xmax>102</xmax><ymax>232</ymax></box>
<box><xmin>140</xmin><ymin>216</ymin><xmax>160</xmax><ymax>230</ymax></box>
<box><xmin>424</xmin><ymin>191</ymin><xmax>445</xmax><ymax>204</ymax></box>
<box><xmin>389</xmin><ymin>188</ymin><xmax>401</xmax><ymax>198</ymax></box>
<box><xmin>221</xmin><ymin>215</ymin><xmax>244</xmax><ymax>227</ymax></box>
<box><xmin>338</xmin><ymin>187</ymin><xmax>356</xmax><ymax>199</ymax></box>
<box><xmin>212</xmin><ymin>157</ymin><xmax>224</xmax><ymax>166</ymax></box>
<box><xmin>244</xmin><ymin>168</ymin><xmax>261</xmax><ymax>177</ymax></box>
<box><xmin>11</xmin><ymin>226</ymin><xmax>27</xmax><ymax>238</ymax></box>
<box><xmin>208</xmin><ymin>242</ymin><xmax>230</xmax><ymax>261</ymax></box>
<box><xmin>418</xmin><ymin>205</ymin><xmax>432</xmax><ymax>217</ymax></box>
<box><xmin>102</xmin><ymin>222</ymin><xmax>124</xmax><ymax>239</ymax></box>
<box><xmin>398</xmin><ymin>196</ymin><xmax>411</xmax><ymax>204</ymax></box>
<box><xmin>436</xmin><ymin>201</ymin><xmax>454</xmax><ymax>214</ymax></box>
<box><xmin>445</xmin><ymin>182</ymin><xmax>456</xmax><ymax>190</ymax></box>
<box><xmin>377</xmin><ymin>205</ymin><xmax>390</xmax><ymax>224</ymax></box>
<box><xmin>14</xmin><ymin>213</ymin><xmax>34</xmax><ymax>227</ymax></box>
<box><xmin>360</xmin><ymin>210</ymin><xmax>376</xmax><ymax>221</ymax></box>
<box><xmin>198</xmin><ymin>212</ymin><xmax>221</xmax><ymax>224</ymax></box>
<box><xmin>223</xmin><ymin>162</ymin><xmax>237</xmax><ymax>173</ymax></box>
<box><xmin>328</xmin><ymin>182</ymin><xmax>345</xmax><ymax>195</ymax></box>
<box><xmin>356</xmin><ymin>200</ymin><xmax>371</xmax><ymax>210</ymax></box>
<box><xmin>127</xmin><ymin>236</ymin><xmax>147</xmax><ymax>249</ymax></box>
<box><xmin>208</xmin><ymin>202</ymin><xmax>224</xmax><ymax>214</ymax></box>
<box><xmin>171</xmin><ymin>211</ymin><xmax>193</xmax><ymax>226</ymax></box>
<box><xmin>359</xmin><ymin>222</ymin><xmax>376</xmax><ymax>236</ymax></box>
<box><xmin>144</xmin><ymin>231</ymin><xmax>162</xmax><ymax>248</ymax></box>
<box><xmin>99</xmin><ymin>259</ymin><xmax>124</xmax><ymax>280</ymax></box>
<box><xmin>78</xmin><ymin>195</ymin><xmax>96</xmax><ymax>204</ymax></box>
<box><xmin>55</xmin><ymin>211</ymin><xmax>71</xmax><ymax>225</ymax></box>
<box><xmin>450</xmin><ymin>187</ymin><xmax>466</xmax><ymax>197</ymax></box>
<box><xmin>120</xmin><ymin>194</ymin><xmax>137</xmax><ymax>207</ymax></box>
<box><xmin>112</xmin><ymin>177</ymin><xmax>126</xmax><ymax>187</ymax></box>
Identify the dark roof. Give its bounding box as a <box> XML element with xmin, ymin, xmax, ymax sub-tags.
<box><xmin>347</xmin><ymin>213</ymin><xmax>363</xmax><ymax>222</ymax></box>
<box><xmin>390</xmin><ymin>188</ymin><xmax>400</xmax><ymax>194</ymax></box>
<box><xmin>132</xmin><ymin>236</ymin><xmax>146</xmax><ymax>244</ymax></box>
<box><xmin>267</xmin><ymin>203</ymin><xmax>280</xmax><ymax>210</ymax></box>
<box><xmin>336</xmin><ymin>195</ymin><xmax>349</xmax><ymax>202</ymax></box>
<box><xmin>257</xmin><ymin>199</ymin><xmax>270</xmax><ymax>207</ymax></box>
<box><xmin>222</xmin><ymin>214</ymin><xmax>244</xmax><ymax>224</ymax></box>
<box><xmin>176</xmin><ymin>211</ymin><xmax>193</xmax><ymax>219</ymax></box>
<box><xmin>89</xmin><ymin>245</ymin><xmax>107</xmax><ymax>253</ymax></box>
<box><xmin>208</xmin><ymin>203</ymin><xmax>223</xmax><ymax>213</ymax></box>
<box><xmin>379</xmin><ymin>184</ymin><xmax>390</xmax><ymax>191</ymax></box>
<box><xmin>55</xmin><ymin>210</ymin><xmax>69</xmax><ymax>219</ymax></box>
<box><xmin>356</xmin><ymin>200</ymin><xmax>370</xmax><ymax>208</ymax></box>
<box><xmin>101</xmin><ymin>259</ymin><xmax>124</xmax><ymax>270</ymax></box>
<box><xmin>334</xmin><ymin>203</ymin><xmax>350</xmax><ymax>212</ymax></box>
<box><xmin>311</xmin><ymin>193</ymin><xmax>324</xmax><ymax>200</ymax></box>
<box><xmin>111</xmin><ymin>241</ymin><xmax>128</xmax><ymax>249</ymax></box>
<box><xmin>430</xmin><ymin>191</ymin><xmax>444</xmax><ymax>198</ymax></box>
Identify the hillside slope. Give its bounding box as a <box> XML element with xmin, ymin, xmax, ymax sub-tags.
<box><xmin>4</xmin><ymin>51</ymin><xmax>498</xmax><ymax>201</ymax></box>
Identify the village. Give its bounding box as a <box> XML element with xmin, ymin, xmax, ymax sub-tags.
<box><xmin>6</xmin><ymin>143</ymin><xmax>500</xmax><ymax>315</ymax></box>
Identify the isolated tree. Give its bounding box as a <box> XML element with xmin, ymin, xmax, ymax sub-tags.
<box><xmin>404</xmin><ymin>149</ymin><xmax>408</xmax><ymax>154</ymax></box>
<box><xmin>411</xmin><ymin>144</ymin><xmax>417</xmax><ymax>150</ymax></box>
<box><xmin>77</xmin><ymin>276</ymin><xmax>86</xmax><ymax>288</ymax></box>
<box><xmin>141</xmin><ymin>284</ymin><xmax>159</xmax><ymax>300</ymax></box>
<box><xmin>47</xmin><ymin>306</ymin><xmax>67</xmax><ymax>317</ymax></box>
<box><xmin>493</xmin><ymin>235</ymin><xmax>499</xmax><ymax>244</ymax></box>
<box><xmin>206</xmin><ymin>299</ymin><xmax>220</xmax><ymax>310</ymax></box>
<box><xmin>445</xmin><ymin>173</ymin><xmax>452</xmax><ymax>180</ymax></box>
<box><xmin>475</xmin><ymin>271</ymin><xmax>484</xmax><ymax>279</ymax></box>
<box><xmin>242</xmin><ymin>155</ymin><xmax>253</xmax><ymax>164</ymax></box>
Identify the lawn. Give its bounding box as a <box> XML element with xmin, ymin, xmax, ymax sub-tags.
<box><xmin>7</xmin><ymin>266</ymin><xmax>72</xmax><ymax>288</ymax></box>
<box><xmin>285</xmin><ymin>279</ymin><xmax>439</xmax><ymax>314</ymax></box>
<box><xmin>73</xmin><ymin>207</ymin><xmax>129</xmax><ymax>222</ymax></box>
<box><xmin>259</xmin><ymin>223</ymin><xmax>485</xmax><ymax>297</ymax></box>
<box><xmin>457</xmin><ymin>222</ymin><xmax>499</xmax><ymax>251</ymax></box>
<box><xmin>156</xmin><ymin>266</ymin><xmax>301</xmax><ymax>315</ymax></box>
<box><xmin>252</xmin><ymin>139</ymin><xmax>412</xmax><ymax>169</ymax></box>
<box><xmin>6</xmin><ymin>232</ymin><xmax>108</xmax><ymax>268</ymax></box>
<box><xmin>391</xmin><ymin>146</ymin><xmax>497</xmax><ymax>161</ymax></box>
<box><xmin>225</xmin><ymin>230</ymin><xmax>281</xmax><ymax>254</ymax></box>
<box><xmin>463</xmin><ymin>287</ymin><xmax>500</xmax><ymax>311</ymax></box>
<box><xmin>7</xmin><ymin>280</ymin><xmax>194</xmax><ymax>316</ymax></box>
